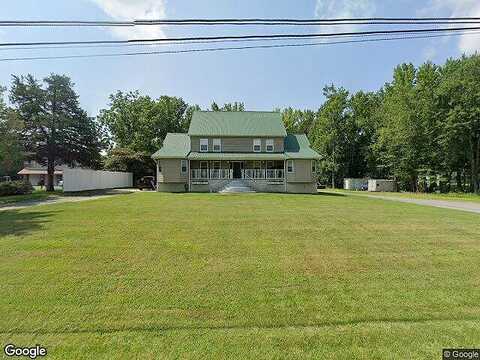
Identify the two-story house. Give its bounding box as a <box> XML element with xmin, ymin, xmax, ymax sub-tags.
<box><xmin>152</xmin><ymin>111</ymin><xmax>321</xmax><ymax>193</ymax></box>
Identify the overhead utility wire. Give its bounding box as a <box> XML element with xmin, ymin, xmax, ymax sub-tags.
<box><xmin>4</xmin><ymin>17</ymin><xmax>480</xmax><ymax>26</ymax></box>
<box><xmin>0</xmin><ymin>29</ymin><xmax>461</xmax><ymax>51</ymax></box>
<box><xmin>1</xmin><ymin>31</ymin><xmax>479</xmax><ymax>62</ymax></box>
<box><xmin>1</xmin><ymin>26</ymin><xmax>480</xmax><ymax>47</ymax></box>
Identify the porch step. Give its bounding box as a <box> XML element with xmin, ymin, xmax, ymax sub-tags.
<box><xmin>218</xmin><ymin>180</ymin><xmax>256</xmax><ymax>194</ymax></box>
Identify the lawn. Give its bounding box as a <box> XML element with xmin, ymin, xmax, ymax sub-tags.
<box><xmin>1</xmin><ymin>192</ymin><xmax>479</xmax><ymax>359</ymax></box>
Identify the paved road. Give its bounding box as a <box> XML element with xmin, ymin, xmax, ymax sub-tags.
<box><xmin>341</xmin><ymin>192</ymin><xmax>480</xmax><ymax>214</ymax></box>
<box><xmin>0</xmin><ymin>189</ymin><xmax>138</xmax><ymax>212</ymax></box>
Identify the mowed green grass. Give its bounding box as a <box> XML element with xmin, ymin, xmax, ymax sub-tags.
<box><xmin>1</xmin><ymin>192</ymin><xmax>479</xmax><ymax>359</ymax></box>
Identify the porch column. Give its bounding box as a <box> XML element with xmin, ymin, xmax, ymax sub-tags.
<box><xmin>188</xmin><ymin>160</ymin><xmax>191</xmax><ymax>192</ymax></box>
<box><xmin>284</xmin><ymin>160</ymin><xmax>287</xmax><ymax>193</ymax></box>
<box><xmin>156</xmin><ymin>160</ymin><xmax>159</xmax><ymax>191</ymax></box>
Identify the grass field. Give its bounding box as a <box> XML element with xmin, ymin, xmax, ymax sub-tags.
<box><xmin>1</xmin><ymin>192</ymin><xmax>479</xmax><ymax>359</ymax></box>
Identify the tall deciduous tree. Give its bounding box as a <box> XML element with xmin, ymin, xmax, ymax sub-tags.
<box><xmin>10</xmin><ymin>74</ymin><xmax>104</xmax><ymax>191</ymax></box>
<box><xmin>0</xmin><ymin>86</ymin><xmax>24</xmax><ymax>177</ymax></box>
<box><xmin>99</xmin><ymin>91</ymin><xmax>193</xmax><ymax>155</ymax></box>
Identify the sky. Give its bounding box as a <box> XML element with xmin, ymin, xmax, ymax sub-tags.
<box><xmin>0</xmin><ymin>0</ymin><xmax>479</xmax><ymax>116</ymax></box>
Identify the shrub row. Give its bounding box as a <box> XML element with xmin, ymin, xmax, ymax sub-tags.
<box><xmin>0</xmin><ymin>181</ymin><xmax>34</xmax><ymax>196</ymax></box>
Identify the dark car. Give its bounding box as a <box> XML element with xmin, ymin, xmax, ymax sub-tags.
<box><xmin>137</xmin><ymin>176</ymin><xmax>155</xmax><ymax>191</ymax></box>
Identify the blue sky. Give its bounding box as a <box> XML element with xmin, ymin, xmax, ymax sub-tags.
<box><xmin>0</xmin><ymin>0</ymin><xmax>478</xmax><ymax>116</ymax></box>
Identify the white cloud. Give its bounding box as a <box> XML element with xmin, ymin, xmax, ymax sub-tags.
<box><xmin>421</xmin><ymin>0</ymin><xmax>480</xmax><ymax>54</ymax></box>
<box><xmin>90</xmin><ymin>0</ymin><xmax>166</xmax><ymax>39</ymax></box>
<box><xmin>315</xmin><ymin>0</ymin><xmax>376</xmax><ymax>32</ymax></box>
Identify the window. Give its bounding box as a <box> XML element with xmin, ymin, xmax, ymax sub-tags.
<box><xmin>312</xmin><ymin>160</ymin><xmax>316</xmax><ymax>173</ymax></box>
<box><xmin>287</xmin><ymin>160</ymin><xmax>294</xmax><ymax>173</ymax></box>
<box><xmin>158</xmin><ymin>162</ymin><xmax>162</xmax><ymax>173</ymax></box>
<box><xmin>213</xmin><ymin>161</ymin><xmax>221</xmax><ymax>170</ymax></box>
<box><xmin>253</xmin><ymin>139</ymin><xmax>261</xmax><ymax>152</ymax></box>
<box><xmin>266</xmin><ymin>139</ymin><xmax>274</xmax><ymax>152</ymax></box>
<box><xmin>254</xmin><ymin>161</ymin><xmax>262</xmax><ymax>169</ymax></box>
<box><xmin>213</xmin><ymin>139</ymin><xmax>221</xmax><ymax>152</ymax></box>
<box><xmin>181</xmin><ymin>160</ymin><xmax>187</xmax><ymax>174</ymax></box>
<box><xmin>266</xmin><ymin>160</ymin><xmax>274</xmax><ymax>169</ymax></box>
<box><xmin>200</xmin><ymin>161</ymin><xmax>208</xmax><ymax>170</ymax></box>
<box><xmin>200</xmin><ymin>138</ymin><xmax>208</xmax><ymax>152</ymax></box>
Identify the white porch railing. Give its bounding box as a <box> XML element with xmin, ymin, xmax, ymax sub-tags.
<box><xmin>243</xmin><ymin>169</ymin><xmax>284</xmax><ymax>180</ymax></box>
<box><xmin>191</xmin><ymin>169</ymin><xmax>232</xmax><ymax>180</ymax></box>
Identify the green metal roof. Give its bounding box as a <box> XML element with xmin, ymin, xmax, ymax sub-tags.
<box><xmin>188</xmin><ymin>111</ymin><xmax>287</xmax><ymax>137</ymax></box>
<box><xmin>152</xmin><ymin>133</ymin><xmax>190</xmax><ymax>159</ymax></box>
<box><xmin>284</xmin><ymin>134</ymin><xmax>321</xmax><ymax>160</ymax></box>
<box><xmin>188</xmin><ymin>152</ymin><xmax>286</xmax><ymax>161</ymax></box>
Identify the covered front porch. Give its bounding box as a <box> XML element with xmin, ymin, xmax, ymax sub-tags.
<box><xmin>190</xmin><ymin>160</ymin><xmax>285</xmax><ymax>181</ymax></box>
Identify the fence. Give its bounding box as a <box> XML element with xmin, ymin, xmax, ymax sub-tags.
<box><xmin>63</xmin><ymin>168</ymin><xmax>133</xmax><ymax>192</ymax></box>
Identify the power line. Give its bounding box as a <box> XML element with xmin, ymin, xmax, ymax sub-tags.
<box><xmin>1</xmin><ymin>26</ymin><xmax>480</xmax><ymax>47</ymax></box>
<box><xmin>0</xmin><ymin>30</ymin><xmax>459</xmax><ymax>52</ymax></box>
<box><xmin>3</xmin><ymin>17</ymin><xmax>480</xmax><ymax>27</ymax></box>
<box><xmin>0</xmin><ymin>31</ymin><xmax>479</xmax><ymax>62</ymax></box>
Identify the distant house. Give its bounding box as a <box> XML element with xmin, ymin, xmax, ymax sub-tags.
<box><xmin>152</xmin><ymin>111</ymin><xmax>321</xmax><ymax>193</ymax></box>
<box><xmin>17</xmin><ymin>160</ymin><xmax>63</xmax><ymax>186</ymax></box>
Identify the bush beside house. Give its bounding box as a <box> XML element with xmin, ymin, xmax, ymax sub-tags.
<box><xmin>0</xmin><ymin>180</ymin><xmax>33</xmax><ymax>196</ymax></box>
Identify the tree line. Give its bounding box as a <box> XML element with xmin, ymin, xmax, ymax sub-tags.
<box><xmin>0</xmin><ymin>53</ymin><xmax>479</xmax><ymax>193</ymax></box>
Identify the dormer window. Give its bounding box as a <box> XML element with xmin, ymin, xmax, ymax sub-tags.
<box><xmin>266</xmin><ymin>139</ymin><xmax>274</xmax><ymax>152</ymax></box>
<box><xmin>200</xmin><ymin>138</ymin><xmax>208</xmax><ymax>152</ymax></box>
<box><xmin>213</xmin><ymin>139</ymin><xmax>221</xmax><ymax>152</ymax></box>
<box><xmin>253</xmin><ymin>139</ymin><xmax>261</xmax><ymax>152</ymax></box>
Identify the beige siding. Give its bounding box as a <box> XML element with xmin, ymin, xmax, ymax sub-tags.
<box><xmin>158</xmin><ymin>159</ymin><xmax>187</xmax><ymax>183</ymax></box>
<box><xmin>190</xmin><ymin>136</ymin><xmax>284</xmax><ymax>152</ymax></box>
<box><xmin>286</xmin><ymin>159</ymin><xmax>314</xmax><ymax>183</ymax></box>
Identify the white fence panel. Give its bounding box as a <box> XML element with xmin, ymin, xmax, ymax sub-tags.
<box><xmin>63</xmin><ymin>168</ymin><xmax>133</xmax><ymax>192</ymax></box>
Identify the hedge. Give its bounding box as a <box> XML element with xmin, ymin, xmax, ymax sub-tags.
<box><xmin>0</xmin><ymin>181</ymin><xmax>34</xmax><ymax>196</ymax></box>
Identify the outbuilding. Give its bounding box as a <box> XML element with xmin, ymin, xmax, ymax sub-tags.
<box><xmin>368</xmin><ymin>179</ymin><xmax>396</xmax><ymax>192</ymax></box>
<box><xmin>343</xmin><ymin>178</ymin><xmax>368</xmax><ymax>191</ymax></box>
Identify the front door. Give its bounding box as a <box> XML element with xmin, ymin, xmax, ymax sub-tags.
<box><xmin>233</xmin><ymin>162</ymin><xmax>242</xmax><ymax>179</ymax></box>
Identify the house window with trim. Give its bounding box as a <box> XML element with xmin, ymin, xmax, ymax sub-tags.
<box><xmin>266</xmin><ymin>139</ymin><xmax>274</xmax><ymax>152</ymax></box>
<box><xmin>253</xmin><ymin>139</ymin><xmax>261</xmax><ymax>152</ymax></box>
<box><xmin>213</xmin><ymin>138</ymin><xmax>221</xmax><ymax>152</ymax></box>
<box><xmin>287</xmin><ymin>160</ymin><xmax>294</xmax><ymax>173</ymax></box>
<box><xmin>181</xmin><ymin>160</ymin><xmax>187</xmax><ymax>174</ymax></box>
<box><xmin>200</xmin><ymin>138</ymin><xmax>208</xmax><ymax>152</ymax></box>
<box><xmin>311</xmin><ymin>160</ymin><xmax>316</xmax><ymax>173</ymax></box>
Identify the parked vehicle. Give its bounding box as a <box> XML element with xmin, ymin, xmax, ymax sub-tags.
<box><xmin>137</xmin><ymin>176</ymin><xmax>155</xmax><ymax>190</ymax></box>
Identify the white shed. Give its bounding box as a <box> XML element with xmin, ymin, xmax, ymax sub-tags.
<box><xmin>368</xmin><ymin>179</ymin><xmax>396</xmax><ymax>192</ymax></box>
<box><xmin>343</xmin><ymin>178</ymin><xmax>368</xmax><ymax>191</ymax></box>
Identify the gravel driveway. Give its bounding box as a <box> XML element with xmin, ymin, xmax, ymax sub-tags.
<box><xmin>349</xmin><ymin>193</ymin><xmax>480</xmax><ymax>214</ymax></box>
<box><xmin>0</xmin><ymin>189</ymin><xmax>138</xmax><ymax>212</ymax></box>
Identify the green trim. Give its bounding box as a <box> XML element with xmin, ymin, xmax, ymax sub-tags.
<box><xmin>188</xmin><ymin>152</ymin><xmax>286</xmax><ymax>160</ymax></box>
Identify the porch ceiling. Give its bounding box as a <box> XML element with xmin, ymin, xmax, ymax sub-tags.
<box><xmin>188</xmin><ymin>152</ymin><xmax>286</xmax><ymax>161</ymax></box>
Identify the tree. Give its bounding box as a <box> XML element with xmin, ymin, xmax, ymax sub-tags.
<box><xmin>10</xmin><ymin>74</ymin><xmax>105</xmax><ymax>191</ymax></box>
<box><xmin>210</xmin><ymin>102</ymin><xmax>245</xmax><ymax>111</ymax></box>
<box><xmin>103</xmin><ymin>147</ymin><xmax>154</xmax><ymax>181</ymax></box>
<box><xmin>99</xmin><ymin>91</ymin><xmax>192</xmax><ymax>155</ymax></box>
<box><xmin>0</xmin><ymin>86</ymin><xmax>24</xmax><ymax>177</ymax></box>
<box><xmin>437</xmin><ymin>55</ymin><xmax>480</xmax><ymax>193</ymax></box>
<box><xmin>310</xmin><ymin>85</ymin><xmax>351</xmax><ymax>188</ymax></box>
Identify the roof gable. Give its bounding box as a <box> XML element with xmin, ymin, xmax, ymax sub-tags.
<box><xmin>284</xmin><ymin>134</ymin><xmax>321</xmax><ymax>159</ymax></box>
<box><xmin>152</xmin><ymin>133</ymin><xmax>190</xmax><ymax>159</ymax></box>
<box><xmin>188</xmin><ymin>111</ymin><xmax>287</xmax><ymax>137</ymax></box>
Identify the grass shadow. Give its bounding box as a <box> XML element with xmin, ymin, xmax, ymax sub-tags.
<box><xmin>62</xmin><ymin>188</ymin><xmax>136</xmax><ymax>197</ymax></box>
<box><xmin>0</xmin><ymin>209</ymin><xmax>56</xmax><ymax>238</ymax></box>
<box><xmin>315</xmin><ymin>191</ymin><xmax>346</xmax><ymax>197</ymax></box>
